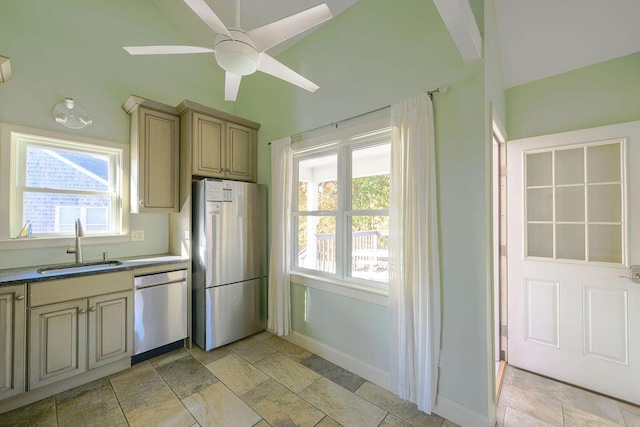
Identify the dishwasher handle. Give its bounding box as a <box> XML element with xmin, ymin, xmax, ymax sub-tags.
<box><xmin>135</xmin><ymin>269</ymin><xmax>187</xmax><ymax>289</ymax></box>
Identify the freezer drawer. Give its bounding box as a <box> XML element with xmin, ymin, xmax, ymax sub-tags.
<box><xmin>204</xmin><ymin>278</ymin><xmax>266</xmax><ymax>350</ymax></box>
<box><xmin>134</xmin><ymin>279</ymin><xmax>187</xmax><ymax>355</ymax></box>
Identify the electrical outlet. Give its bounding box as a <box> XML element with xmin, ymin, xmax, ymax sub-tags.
<box><xmin>131</xmin><ymin>230</ymin><xmax>144</xmax><ymax>241</ymax></box>
<box><xmin>631</xmin><ymin>265</ymin><xmax>640</xmax><ymax>283</ymax></box>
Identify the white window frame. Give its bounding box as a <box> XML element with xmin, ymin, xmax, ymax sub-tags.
<box><xmin>0</xmin><ymin>123</ymin><xmax>130</xmax><ymax>248</ymax></box>
<box><xmin>291</xmin><ymin>117</ymin><xmax>391</xmax><ymax>293</ymax></box>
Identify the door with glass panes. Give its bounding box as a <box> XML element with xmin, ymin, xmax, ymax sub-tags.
<box><xmin>507</xmin><ymin>121</ymin><xmax>640</xmax><ymax>404</ymax></box>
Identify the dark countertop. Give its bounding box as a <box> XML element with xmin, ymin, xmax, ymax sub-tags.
<box><xmin>0</xmin><ymin>254</ymin><xmax>190</xmax><ymax>287</ymax></box>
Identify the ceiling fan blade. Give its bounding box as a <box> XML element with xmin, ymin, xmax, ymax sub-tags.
<box><xmin>257</xmin><ymin>53</ymin><xmax>319</xmax><ymax>93</ymax></box>
<box><xmin>247</xmin><ymin>4</ymin><xmax>332</xmax><ymax>53</ymax></box>
<box><xmin>225</xmin><ymin>72</ymin><xmax>242</xmax><ymax>101</ymax></box>
<box><xmin>123</xmin><ymin>46</ymin><xmax>214</xmax><ymax>55</ymax></box>
<box><xmin>183</xmin><ymin>0</ymin><xmax>233</xmax><ymax>39</ymax></box>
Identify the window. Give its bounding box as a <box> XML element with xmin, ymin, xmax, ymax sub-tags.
<box><xmin>524</xmin><ymin>140</ymin><xmax>625</xmax><ymax>264</ymax></box>
<box><xmin>3</xmin><ymin>127</ymin><xmax>126</xmax><ymax>238</ymax></box>
<box><xmin>293</xmin><ymin>126</ymin><xmax>391</xmax><ymax>288</ymax></box>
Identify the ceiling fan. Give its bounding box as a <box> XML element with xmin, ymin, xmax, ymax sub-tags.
<box><xmin>124</xmin><ymin>0</ymin><xmax>332</xmax><ymax>101</ymax></box>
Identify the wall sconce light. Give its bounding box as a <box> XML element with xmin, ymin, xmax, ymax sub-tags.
<box><xmin>53</xmin><ymin>98</ymin><xmax>93</xmax><ymax>129</ymax></box>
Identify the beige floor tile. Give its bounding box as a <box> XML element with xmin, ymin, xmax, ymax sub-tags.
<box><xmin>442</xmin><ymin>420</ymin><xmax>460</xmax><ymax>427</ymax></box>
<box><xmin>503</xmin><ymin>364</ymin><xmax>515</xmax><ymax>385</ymax></box>
<box><xmin>183</xmin><ymin>382</ymin><xmax>261</xmax><ymax>427</ymax></box>
<box><xmin>229</xmin><ymin>337</ymin><xmax>277</xmax><ymax>363</ymax></box>
<box><xmin>150</xmin><ymin>348</ymin><xmax>190</xmax><ymax>367</ymax></box>
<box><xmin>126</xmin><ymin>397</ymin><xmax>195</xmax><ymax>427</ymax></box>
<box><xmin>252</xmin><ymin>421</ymin><xmax>270</xmax><ymax>427</ymax></box>
<box><xmin>254</xmin><ymin>352</ymin><xmax>321</xmax><ymax>393</ymax></box>
<box><xmin>242</xmin><ymin>379</ymin><xmax>325</xmax><ymax>427</ymax></box>
<box><xmin>262</xmin><ymin>336</ymin><xmax>312</xmax><ymax>362</ymax></box>
<box><xmin>186</xmin><ymin>343</ymin><xmax>233</xmax><ymax>365</ymax></box>
<box><xmin>355</xmin><ymin>381</ymin><xmax>444</xmax><ymax>427</ymax></box>
<box><xmin>206</xmin><ymin>353</ymin><xmax>270</xmax><ymax>396</ymax></box>
<box><xmin>499</xmin><ymin>383</ymin><xmax>563</xmax><ymax>427</ymax></box>
<box><xmin>315</xmin><ymin>416</ymin><xmax>342</xmax><ymax>427</ymax></box>
<box><xmin>110</xmin><ymin>361</ymin><xmax>195</xmax><ymax>426</ymax></box>
<box><xmin>379</xmin><ymin>413</ymin><xmax>412</xmax><ymax>426</ymax></box>
<box><xmin>300</xmin><ymin>377</ymin><xmax>387</xmax><ymax>427</ymax></box>
<box><xmin>156</xmin><ymin>355</ymin><xmax>218</xmax><ymax>399</ymax></box>
<box><xmin>110</xmin><ymin>362</ymin><xmax>175</xmax><ymax>413</ymax></box>
<box><xmin>618</xmin><ymin>401</ymin><xmax>640</xmax><ymax>426</ymax></box>
<box><xmin>503</xmin><ymin>407</ymin><xmax>554</xmax><ymax>427</ymax></box>
<box><xmin>252</xmin><ymin>331</ymin><xmax>274</xmax><ymax>341</ymax></box>
<box><xmin>496</xmin><ymin>402</ymin><xmax>507</xmax><ymax>427</ymax></box>
<box><xmin>563</xmin><ymin>404</ymin><xmax>623</xmax><ymax>427</ymax></box>
<box><xmin>511</xmin><ymin>369</ymin><xmax>624</xmax><ymax>424</ymax></box>
<box><xmin>56</xmin><ymin>378</ymin><xmax>127</xmax><ymax>427</ymax></box>
<box><xmin>0</xmin><ymin>396</ymin><xmax>57</xmax><ymax>427</ymax></box>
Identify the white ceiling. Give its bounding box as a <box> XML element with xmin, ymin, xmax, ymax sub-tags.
<box><xmin>152</xmin><ymin>0</ymin><xmax>359</xmax><ymax>57</ymax></box>
<box><xmin>495</xmin><ymin>0</ymin><xmax>640</xmax><ymax>88</ymax></box>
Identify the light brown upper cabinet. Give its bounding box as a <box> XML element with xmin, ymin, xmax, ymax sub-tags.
<box><xmin>123</xmin><ymin>96</ymin><xmax>180</xmax><ymax>213</ymax></box>
<box><xmin>178</xmin><ymin>100</ymin><xmax>259</xmax><ymax>183</ymax></box>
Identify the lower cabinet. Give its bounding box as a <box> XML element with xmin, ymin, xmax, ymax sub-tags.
<box><xmin>89</xmin><ymin>292</ymin><xmax>133</xmax><ymax>370</ymax></box>
<box><xmin>29</xmin><ymin>300</ymin><xmax>87</xmax><ymax>389</ymax></box>
<box><xmin>0</xmin><ymin>285</ymin><xmax>26</xmax><ymax>401</ymax></box>
<box><xmin>28</xmin><ymin>290</ymin><xmax>133</xmax><ymax>390</ymax></box>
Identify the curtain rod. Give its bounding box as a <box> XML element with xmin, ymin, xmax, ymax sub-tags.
<box><xmin>268</xmin><ymin>84</ymin><xmax>448</xmax><ymax>145</ymax></box>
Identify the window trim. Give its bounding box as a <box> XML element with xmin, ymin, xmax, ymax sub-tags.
<box><xmin>0</xmin><ymin>122</ymin><xmax>130</xmax><ymax>247</ymax></box>
<box><xmin>291</xmin><ymin>117</ymin><xmax>391</xmax><ymax>290</ymax></box>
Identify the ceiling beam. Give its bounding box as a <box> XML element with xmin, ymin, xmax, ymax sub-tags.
<box><xmin>432</xmin><ymin>0</ymin><xmax>482</xmax><ymax>62</ymax></box>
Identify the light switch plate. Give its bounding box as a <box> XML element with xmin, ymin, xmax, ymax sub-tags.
<box><xmin>131</xmin><ymin>230</ymin><xmax>144</xmax><ymax>241</ymax></box>
<box><xmin>631</xmin><ymin>265</ymin><xmax>640</xmax><ymax>283</ymax></box>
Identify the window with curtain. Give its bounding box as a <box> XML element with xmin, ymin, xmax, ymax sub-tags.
<box><xmin>292</xmin><ymin>127</ymin><xmax>391</xmax><ymax>288</ymax></box>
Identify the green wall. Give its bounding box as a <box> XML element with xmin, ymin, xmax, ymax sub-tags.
<box><xmin>236</xmin><ymin>0</ymin><xmax>491</xmax><ymax>417</ymax></box>
<box><xmin>506</xmin><ymin>52</ymin><xmax>640</xmax><ymax>139</ymax></box>
<box><xmin>0</xmin><ymin>0</ymin><xmax>233</xmax><ymax>267</ymax></box>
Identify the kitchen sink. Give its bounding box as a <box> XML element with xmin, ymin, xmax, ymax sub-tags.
<box><xmin>37</xmin><ymin>260</ymin><xmax>124</xmax><ymax>274</ymax></box>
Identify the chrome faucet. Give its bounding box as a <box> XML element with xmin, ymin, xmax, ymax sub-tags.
<box><xmin>66</xmin><ymin>218</ymin><xmax>84</xmax><ymax>263</ymax></box>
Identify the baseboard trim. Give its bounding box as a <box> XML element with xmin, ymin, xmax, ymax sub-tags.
<box><xmin>284</xmin><ymin>331</ymin><xmax>391</xmax><ymax>390</ymax></box>
<box><xmin>434</xmin><ymin>394</ymin><xmax>491</xmax><ymax>427</ymax></box>
<box><xmin>284</xmin><ymin>331</ymin><xmax>492</xmax><ymax>427</ymax></box>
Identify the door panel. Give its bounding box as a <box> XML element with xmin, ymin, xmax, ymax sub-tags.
<box><xmin>89</xmin><ymin>292</ymin><xmax>133</xmax><ymax>369</ymax></box>
<box><xmin>29</xmin><ymin>300</ymin><xmax>87</xmax><ymax>389</ymax></box>
<box><xmin>508</xmin><ymin>120</ymin><xmax>640</xmax><ymax>404</ymax></box>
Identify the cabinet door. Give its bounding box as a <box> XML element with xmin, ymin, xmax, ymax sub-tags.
<box><xmin>0</xmin><ymin>285</ymin><xmax>25</xmax><ymax>400</ymax></box>
<box><xmin>226</xmin><ymin>123</ymin><xmax>256</xmax><ymax>182</ymax></box>
<box><xmin>192</xmin><ymin>112</ymin><xmax>225</xmax><ymax>178</ymax></box>
<box><xmin>88</xmin><ymin>291</ymin><xmax>133</xmax><ymax>370</ymax></box>
<box><xmin>29</xmin><ymin>299</ymin><xmax>87</xmax><ymax>390</ymax></box>
<box><xmin>136</xmin><ymin>107</ymin><xmax>180</xmax><ymax>212</ymax></box>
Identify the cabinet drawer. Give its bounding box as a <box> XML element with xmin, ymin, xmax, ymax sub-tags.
<box><xmin>29</xmin><ymin>271</ymin><xmax>133</xmax><ymax>307</ymax></box>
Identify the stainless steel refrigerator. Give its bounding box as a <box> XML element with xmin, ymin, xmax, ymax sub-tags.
<box><xmin>192</xmin><ymin>178</ymin><xmax>267</xmax><ymax>351</ymax></box>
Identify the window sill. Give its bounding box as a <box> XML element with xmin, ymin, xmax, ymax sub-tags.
<box><xmin>0</xmin><ymin>234</ymin><xmax>131</xmax><ymax>250</ymax></box>
<box><xmin>290</xmin><ymin>272</ymin><xmax>389</xmax><ymax>307</ymax></box>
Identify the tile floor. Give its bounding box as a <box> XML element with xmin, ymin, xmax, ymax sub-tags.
<box><xmin>0</xmin><ymin>331</ymin><xmax>456</xmax><ymax>427</ymax></box>
<box><xmin>497</xmin><ymin>364</ymin><xmax>640</xmax><ymax>427</ymax></box>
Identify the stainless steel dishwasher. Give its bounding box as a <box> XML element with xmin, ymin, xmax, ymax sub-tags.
<box><xmin>133</xmin><ymin>269</ymin><xmax>188</xmax><ymax>361</ymax></box>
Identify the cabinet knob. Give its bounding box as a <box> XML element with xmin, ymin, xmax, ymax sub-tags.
<box><xmin>79</xmin><ymin>308</ymin><xmax>87</xmax><ymax>314</ymax></box>
<box><xmin>15</xmin><ymin>295</ymin><xmax>25</xmax><ymax>301</ymax></box>
<box><xmin>139</xmin><ymin>200</ymin><xmax>145</xmax><ymax>207</ymax></box>
<box><xmin>89</xmin><ymin>306</ymin><xmax>97</xmax><ymax>312</ymax></box>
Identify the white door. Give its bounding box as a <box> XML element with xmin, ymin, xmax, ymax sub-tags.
<box><xmin>507</xmin><ymin>120</ymin><xmax>640</xmax><ymax>404</ymax></box>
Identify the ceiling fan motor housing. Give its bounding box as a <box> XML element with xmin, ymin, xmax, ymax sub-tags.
<box><xmin>214</xmin><ymin>29</ymin><xmax>259</xmax><ymax>76</ymax></box>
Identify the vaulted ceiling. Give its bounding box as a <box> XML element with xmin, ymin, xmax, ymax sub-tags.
<box><xmin>152</xmin><ymin>0</ymin><xmax>640</xmax><ymax>90</ymax></box>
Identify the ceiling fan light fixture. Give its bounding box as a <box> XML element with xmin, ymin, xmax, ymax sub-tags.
<box><xmin>214</xmin><ymin>31</ymin><xmax>259</xmax><ymax>76</ymax></box>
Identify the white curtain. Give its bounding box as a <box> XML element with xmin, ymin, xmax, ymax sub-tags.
<box><xmin>267</xmin><ymin>137</ymin><xmax>293</xmax><ymax>336</ymax></box>
<box><xmin>389</xmin><ymin>94</ymin><xmax>441</xmax><ymax>413</ymax></box>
